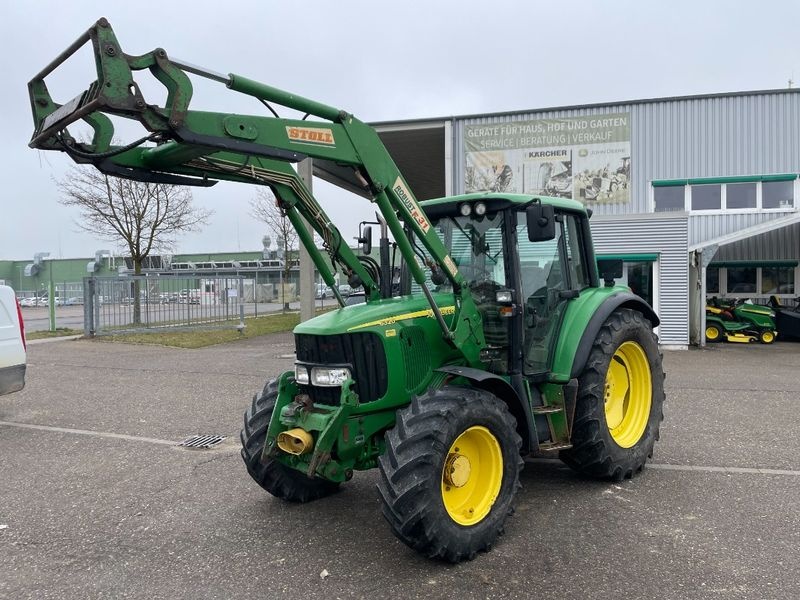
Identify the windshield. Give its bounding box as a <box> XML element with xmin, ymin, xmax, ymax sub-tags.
<box><xmin>430</xmin><ymin>212</ymin><xmax>507</xmax><ymax>289</ymax></box>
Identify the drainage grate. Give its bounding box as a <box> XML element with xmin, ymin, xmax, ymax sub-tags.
<box><xmin>178</xmin><ymin>434</ymin><xmax>227</xmax><ymax>449</ymax></box>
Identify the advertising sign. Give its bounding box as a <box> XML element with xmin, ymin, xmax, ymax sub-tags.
<box><xmin>464</xmin><ymin>113</ymin><xmax>631</xmax><ymax>204</ymax></box>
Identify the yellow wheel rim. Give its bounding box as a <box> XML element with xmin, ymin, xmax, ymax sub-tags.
<box><xmin>706</xmin><ymin>326</ymin><xmax>720</xmax><ymax>341</ymax></box>
<box><xmin>762</xmin><ymin>331</ymin><xmax>775</xmax><ymax>343</ymax></box>
<box><xmin>604</xmin><ymin>341</ymin><xmax>652</xmax><ymax>448</ymax></box>
<box><xmin>441</xmin><ymin>426</ymin><xmax>503</xmax><ymax>526</ymax></box>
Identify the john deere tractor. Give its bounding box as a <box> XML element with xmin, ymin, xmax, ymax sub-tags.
<box><xmin>28</xmin><ymin>19</ymin><xmax>665</xmax><ymax>562</ymax></box>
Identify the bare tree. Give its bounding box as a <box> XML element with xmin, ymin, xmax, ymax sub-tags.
<box><xmin>250</xmin><ymin>188</ymin><xmax>298</xmax><ymax>310</ymax></box>
<box><xmin>58</xmin><ymin>166</ymin><xmax>211</xmax><ymax>322</ymax></box>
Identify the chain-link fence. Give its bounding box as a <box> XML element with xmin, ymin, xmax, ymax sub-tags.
<box><xmin>83</xmin><ymin>275</ymin><xmax>246</xmax><ymax>336</ymax></box>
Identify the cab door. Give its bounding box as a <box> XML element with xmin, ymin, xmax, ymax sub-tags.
<box><xmin>517</xmin><ymin>212</ymin><xmax>590</xmax><ymax>375</ymax></box>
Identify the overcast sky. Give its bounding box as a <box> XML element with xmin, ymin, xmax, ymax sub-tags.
<box><xmin>2</xmin><ymin>0</ymin><xmax>799</xmax><ymax>261</ymax></box>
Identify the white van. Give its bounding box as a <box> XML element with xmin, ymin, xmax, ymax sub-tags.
<box><xmin>0</xmin><ymin>285</ymin><xmax>26</xmax><ymax>396</ymax></box>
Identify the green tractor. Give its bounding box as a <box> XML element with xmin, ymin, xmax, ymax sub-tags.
<box><xmin>28</xmin><ymin>19</ymin><xmax>665</xmax><ymax>562</ymax></box>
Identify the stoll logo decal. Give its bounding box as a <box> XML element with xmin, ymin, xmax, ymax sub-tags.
<box><xmin>393</xmin><ymin>177</ymin><xmax>430</xmax><ymax>233</ymax></box>
<box><xmin>285</xmin><ymin>126</ymin><xmax>336</xmax><ymax>145</ymax></box>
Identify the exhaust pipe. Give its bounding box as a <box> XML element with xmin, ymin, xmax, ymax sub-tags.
<box><xmin>277</xmin><ymin>428</ymin><xmax>314</xmax><ymax>455</ymax></box>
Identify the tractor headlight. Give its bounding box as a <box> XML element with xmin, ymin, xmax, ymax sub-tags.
<box><xmin>294</xmin><ymin>364</ymin><xmax>310</xmax><ymax>384</ymax></box>
<box><xmin>495</xmin><ymin>289</ymin><xmax>513</xmax><ymax>303</ymax></box>
<box><xmin>458</xmin><ymin>202</ymin><xmax>472</xmax><ymax>217</ymax></box>
<box><xmin>311</xmin><ymin>366</ymin><xmax>351</xmax><ymax>387</ymax></box>
<box><xmin>474</xmin><ymin>201</ymin><xmax>487</xmax><ymax>216</ymax></box>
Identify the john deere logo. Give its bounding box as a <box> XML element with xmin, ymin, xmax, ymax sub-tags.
<box><xmin>578</xmin><ymin>149</ymin><xmax>588</xmax><ymax>157</ymax></box>
<box><xmin>286</xmin><ymin>126</ymin><xmax>335</xmax><ymax>145</ymax></box>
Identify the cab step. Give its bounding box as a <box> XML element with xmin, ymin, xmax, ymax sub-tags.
<box><xmin>532</xmin><ymin>405</ymin><xmax>563</xmax><ymax>415</ymax></box>
<box><xmin>538</xmin><ymin>441</ymin><xmax>572</xmax><ymax>452</ymax></box>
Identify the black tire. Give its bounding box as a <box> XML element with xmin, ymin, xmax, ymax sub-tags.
<box><xmin>759</xmin><ymin>330</ymin><xmax>776</xmax><ymax>344</ymax></box>
<box><xmin>705</xmin><ymin>323</ymin><xmax>723</xmax><ymax>343</ymax></box>
<box><xmin>240</xmin><ymin>379</ymin><xmax>339</xmax><ymax>502</ymax></box>
<box><xmin>560</xmin><ymin>308</ymin><xmax>665</xmax><ymax>481</ymax></box>
<box><xmin>377</xmin><ymin>386</ymin><xmax>522</xmax><ymax>563</ymax></box>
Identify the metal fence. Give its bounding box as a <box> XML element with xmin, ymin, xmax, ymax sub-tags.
<box><xmin>84</xmin><ymin>275</ymin><xmax>246</xmax><ymax>336</ymax></box>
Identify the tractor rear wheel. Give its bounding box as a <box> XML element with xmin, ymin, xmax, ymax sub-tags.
<box><xmin>240</xmin><ymin>379</ymin><xmax>339</xmax><ymax>502</ymax></box>
<box><xmin>560</xmin><ymin>308</ymin><xmax>665</xmax><ymax>481</ymax></box>
<box><xmin>377</xmin><ymin>386</ymin><xmax>522</xmax><ymax>562</ymax></box>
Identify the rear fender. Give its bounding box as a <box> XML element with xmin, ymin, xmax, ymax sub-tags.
<box><xmin>550</xmin><ymin>289</ymin><xmax>659</xmax><ymax>381</ymax></box>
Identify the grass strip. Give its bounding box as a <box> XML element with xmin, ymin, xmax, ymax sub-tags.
<box><xmin>97</xmin><ymin>312</ymin><xmax>301</xmax><ymax>349</ymax></box>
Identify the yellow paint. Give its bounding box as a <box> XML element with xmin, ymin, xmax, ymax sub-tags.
<box><xmin>725</xmin><ymin>333</ymin><xmax>754</xmax><ymax>343</ymax></box>
<box><xmin>347</xmin><ymin>305</ymin><xmax>455</xmax><ymax>331</ymax></box>
<box><xmin>385</xmin><ymin>329</ymin><xmax>397</xmax><ymax>337</ymax></box>
<box><xmin>441</xmin><ymin>426</ymin><xmax>503</xmax><ymax>526</ymax></box>
<box><xmin>276</xmin><ymin>428</ymin><xmax>314</xmax><ymax>455</ymax></box>
<box><xmin>705</xmin><ymin>326</ymin><xmax>720</xmax><ymax>341</ymax></box>
<box><xmin>604</xmin><ymin>341</ymin><xmax>652</xmax><ymax>448</ymax></box>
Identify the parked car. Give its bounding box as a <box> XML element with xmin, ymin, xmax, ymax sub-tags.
<box><xmin>0</xmin><ymin>285</ymin><xmax>26</xmax><ymax>396</ymax></box>
<box><xmin>314</xmin><ymin>284</ymin><xmax>332</xmax><ymax>299</ymax></box>
<box><xmin>19</xmin><ymin>297</ymin><xmax>38</xmax><ymax>308</ymax></box>
<box><xmin>344</xmin><ymin>290</ymin><xmax>366</xmax><ymax>306</ymax></box>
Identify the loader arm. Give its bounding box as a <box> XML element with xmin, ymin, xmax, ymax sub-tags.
<box><xmin>28</xmin><ymin>18</ymin><xmax>485</xmax><ymax>363</ymax></box>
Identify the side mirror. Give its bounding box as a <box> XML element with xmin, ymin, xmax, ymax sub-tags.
<box><xmin>597</xmin><ymin>258</ymin><xmax>623</xmax><ymax>287</ymax></box>
<box><xmin>526</xmin><ymin>203</ymin><xmax>556</xmax><ymax>242</ymax></box>
<box><xmin>359</xmin><ymin>225</ymin><xmax>373</xmax><ymax>255</ymax></box>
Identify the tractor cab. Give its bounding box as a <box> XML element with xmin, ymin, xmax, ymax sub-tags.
<box><xmin>418</xmin><ymin>194</ymin><xmax>596</xmax><ymax>378</ymax></box>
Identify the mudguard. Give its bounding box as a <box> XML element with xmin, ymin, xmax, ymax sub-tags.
<box><xmin>566</xmin><ymin>291</ymin><xmax>659</xmax><ymax>380</ymax></box>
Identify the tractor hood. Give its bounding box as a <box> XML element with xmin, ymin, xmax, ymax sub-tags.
<box><xmin>294</xmin><ymin>293</ymin><xmax>457</xmax><ymax>337</ymax></box>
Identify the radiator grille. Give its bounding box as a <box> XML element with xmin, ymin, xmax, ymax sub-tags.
<box><xmin>400</xmin><ymin>326</ymin><xmax>430</xmax><ymax>392</ymax></box>
<box><xmin>295</xmin><ymin>332</ymin><xmax>388</xmax><ymax>405</ymax></box>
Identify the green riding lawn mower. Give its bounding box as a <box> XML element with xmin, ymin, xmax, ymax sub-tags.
<box><xmin>705</xmin><ymin>297</ymin><xmax>777</xmax><ymax>344</ymax></box>
<box><xmin>28</xmin><ymin>19</ymin><xmax>666</xmax><ymax>562</ymax></box>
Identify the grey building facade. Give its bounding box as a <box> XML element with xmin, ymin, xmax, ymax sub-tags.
<box><xmin>376</xmin><ymin>88</ymin><xmax>800</xmax><ymax>347</ymax></box>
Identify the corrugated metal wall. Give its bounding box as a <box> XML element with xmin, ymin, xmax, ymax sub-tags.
<box><xmin>590</xmin><ymin>214</ymin><xmax>689</xmax><ymax>346</ymax></box>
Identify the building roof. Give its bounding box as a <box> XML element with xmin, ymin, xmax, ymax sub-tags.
<box><xmin>372</xmin><ymin>87</ymin><xmax>800</xmax><ymax>127</ymax></box>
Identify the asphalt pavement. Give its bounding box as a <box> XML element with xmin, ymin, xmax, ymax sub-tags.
<box><xmin>1</xmin><ymin>337</ymin><xmax>799</xmax><ymax>599</ymax></box>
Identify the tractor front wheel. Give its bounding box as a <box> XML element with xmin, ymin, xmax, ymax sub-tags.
<box><xmin>240</xmin><ymin>379</ymin><xmax>339</xmax><ymax>502</ymax></box>
<box><xmin>560</xmin><ymin>308</ymin><xmax>665</xmax><ymax>481</ymax></box>
<box><xmin>759</xmin><ymin>330</ymin><xmax>776</xmax><ymax>344</ymax></box>
<box><xmin>377</xmin><ymin>386</ymin><xmax>522</xmax><ymax>562</ymax></box>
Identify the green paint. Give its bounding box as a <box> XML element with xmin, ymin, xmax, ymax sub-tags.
<box><xmin>597</xmin><ymin>253</ymin><xmax>659</xmax><ymax>263</ymax></box>
<box><xmin>653</xmin><ymin>173</ymin><xmax>797</xmax><ymax>187</ymax></box>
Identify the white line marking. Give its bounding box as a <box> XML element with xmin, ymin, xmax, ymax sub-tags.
<box><xmin>0</xmin><ymin>420</ymin><xmax>177</xmax><ymax>446</ymax></box>
<box><xmin>525</xmin><ymin>457</ymin><xmax>800</xmax><ymax>476</ymax></box>
<box><xmin>647</xmin><ymin>463</ymin><xmax>800</xmax><ymax>476</ymax></box>
<box><xmin>2</xmin><ymin>421</ymin><xmax>799</xmax><ymax>476</ymax></box>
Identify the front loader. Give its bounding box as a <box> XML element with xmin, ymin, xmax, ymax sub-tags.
<box><xmin>28</xmin><ymin>19</ymin><xmax>665</xmax><ymax>562</ymax></box>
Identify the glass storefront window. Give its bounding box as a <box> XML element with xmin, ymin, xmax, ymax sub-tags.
<box><xmin>654</xmin><ymin>186</ymin><xmax>685</xmax><ymax>212</ymax></box>
<box><xmin>726</xmin><ymin>182</ymin><xmax>756</xmax><ymax>209</ymax></box>
<box><xmin>762</xmin><ymin>180</ymin><xmax>794</xmax><ymax>209</ymax></box>
<box><xmin>691</xmin><ymin>184</ymin><xmax>721</xmax><ymax>210</ymax></box>
<box><xmin>762</xmin><ymin>267</ymin><xmax>795</xmax><ymax>295</ymax></box>
<box><xmin>726</xmin><ymin>267</ymin><xmax>757</xmax><ymax>294</ymax></box>
<box><xmin>706</xmin><ymin>267</ymin><xmax>719</xmax><ymax>294</ymax></box>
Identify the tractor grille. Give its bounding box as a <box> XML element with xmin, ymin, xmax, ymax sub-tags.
<box><xmin>400</xmin><ymin>326</ymin><xmax>430</xmax><ymax>392</ymax></box>
<box><xmin>295</xmin><ymin>332</ymin><xmax>388</xmax><ymax>406</ymax></box>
